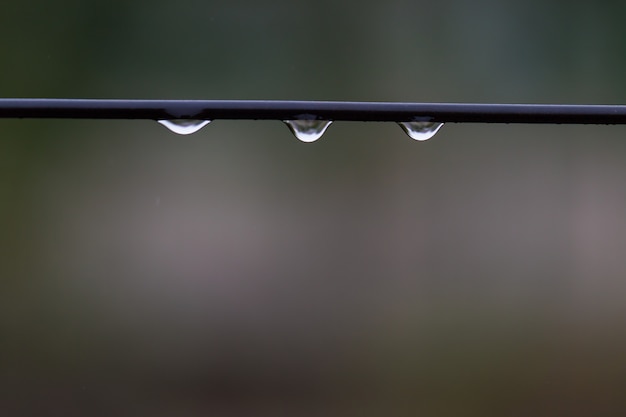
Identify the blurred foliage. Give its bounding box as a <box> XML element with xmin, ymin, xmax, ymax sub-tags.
<box><xmin>2</xmin><ymin>1</ymin><xmax>626</xmax><ymax>415</ymax></box>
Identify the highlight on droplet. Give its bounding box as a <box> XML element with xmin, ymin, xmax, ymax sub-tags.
<box><xmin>398</xmin><ymin>121</ymin><xmax>444</xmax><ymax>141</ymax></box>
<box><xmin>284</xmin><ymin>119</ymin><xmax>332</xmax><ymax>143</ymax></box>
<box><xmin>157</xmin><ymin>119</ymin><xmax>211</xmax><ymax>135</ymax></box>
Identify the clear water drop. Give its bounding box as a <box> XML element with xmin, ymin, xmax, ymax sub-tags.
<box><xmin>158</xmin><ymin>119</ymin><xmax>211</xmax><ymax>135</ymax></box>
<box><xmin>398</xmin><ymin>121</ymin><xmax>444</xmax><ymax>141</ymax></box>
<box><xmin>284</xmin><ymin>119</ymin><xmax>332</xmax><ymax>142</ymax></box>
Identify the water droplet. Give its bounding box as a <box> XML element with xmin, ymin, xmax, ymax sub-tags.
<box><xmin>284</xmin><ymin>119</ymin><xmax>332</xmax><ymax>142</ymax></box>
<box><xmin>158</xmin><ymin>119</ymin><xmax>211</xmax><ymax>135</ymax></box>
<box><xmin>398</xmin><ymin>121</ymin><xmax>444</xmax><ymax>141</ymax></box>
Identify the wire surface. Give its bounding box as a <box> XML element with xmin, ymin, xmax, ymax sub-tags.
<box><xmin>1</xmin><ymin>99</ymin><xmax>626</xmax><ymax>124</ymax></box>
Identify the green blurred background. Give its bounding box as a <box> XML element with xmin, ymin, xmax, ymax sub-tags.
<box><xmin>2</xmin><ymin>1</ymin><xmax>626</xmax><ymax>416</ymax></box>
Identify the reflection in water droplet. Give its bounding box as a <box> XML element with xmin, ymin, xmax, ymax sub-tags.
<box><xmin>158</xmin><ymin>119</ymin><xmax>211</xmax><ymax>135</ymax></box>
<box><xmin>398</xmin><ymin>121</ymin><xmax>444</xmax><ymax>141</ymax></box>
<box><xmin>284</xmin><ymin>119</ymin><xmax>332</xmax><ymax>142</ymax></box>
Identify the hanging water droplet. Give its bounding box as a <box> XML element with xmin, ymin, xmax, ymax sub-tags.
<box><xmin>158</xmin><ymin>119</ymin><xmax>211</xmax><ymax>135</ymax></box>
<box><xmin>398</xmin><ymin>121</ymin><xmax>444</xmax><ymax>141</ymax></box>
<box><xmin>284</xmin><ymin>119</ymin><xmax>332</xmax><ymax>142</ymax></box>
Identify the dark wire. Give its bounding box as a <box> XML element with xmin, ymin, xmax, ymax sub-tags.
<box><xmin>1</xmin><ymin>99</ymin><xmax>626</xmax><ymax>124</ymax></box>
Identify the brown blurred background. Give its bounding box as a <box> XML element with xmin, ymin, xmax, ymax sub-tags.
<box><xmin>2</xmin><ymin>1</ymin><xmax>626</xmax><ymax>416</ymax></box>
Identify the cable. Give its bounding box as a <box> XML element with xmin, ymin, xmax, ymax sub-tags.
<box><xmin>1</xmin><ymin>99</ymin><xmax>626</xmax><ymax>124</ymax></box>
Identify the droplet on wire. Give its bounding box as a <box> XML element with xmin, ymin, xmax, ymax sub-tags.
<box><xmin>158</xmin><ymin>119</ymin><xmax>211</xmax><ymax>135</ymax></box>
<box><xmin>398</xmin><ymin>121</ymin><xmax>444</xmax><ymax>141</ymax></box>
<box><xmin>284</xmin><ymin>119</ymin><xmax>332</xmax><ymax>142</ymax></box>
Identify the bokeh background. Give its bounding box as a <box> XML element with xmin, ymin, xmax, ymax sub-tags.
<box><xmin>2</xmin><ymin>1</ymin><xmax>626</xmax><ymax>416</ymax></box>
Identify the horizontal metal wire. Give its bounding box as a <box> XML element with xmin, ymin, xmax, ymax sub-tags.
<box><xmin>1</xmin><ymin>99</ymin><xmax>626</xmax><ymax>124</ymax></box>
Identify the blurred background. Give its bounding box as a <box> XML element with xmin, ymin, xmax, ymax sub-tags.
<box><xmin>2</xmin><ymin>1</ymin><xmax>626</xmax><ymax>415</ymax></box>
